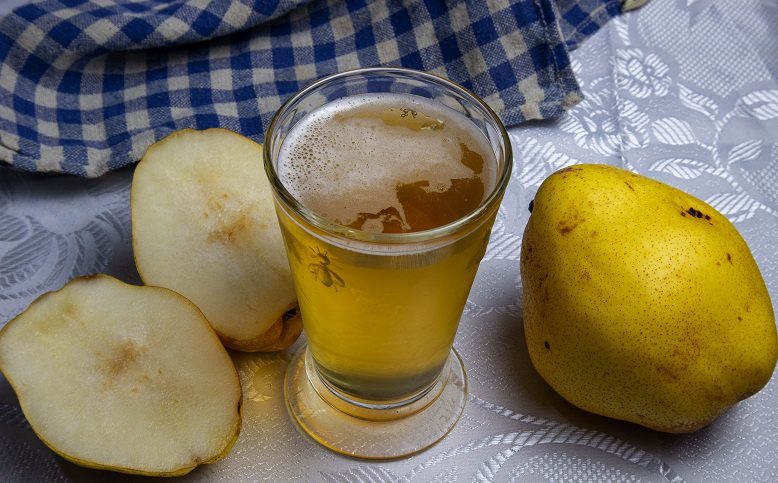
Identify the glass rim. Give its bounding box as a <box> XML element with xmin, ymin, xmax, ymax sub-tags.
<box><xmin>263</xmin><ymin>67</ymin><xmax>513</xmax><ymax>244</ymax></box>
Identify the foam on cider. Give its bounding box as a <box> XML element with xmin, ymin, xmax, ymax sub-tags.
<box><xmin>277</xmin><ymin>94</ymin><xmax>497</xmax><ymax>233</ymax></box>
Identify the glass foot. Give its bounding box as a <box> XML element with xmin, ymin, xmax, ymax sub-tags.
<box><xmin>284</xmin><ymin>345</ymin><xmax>467</xmax><ymax>459</ymax></box>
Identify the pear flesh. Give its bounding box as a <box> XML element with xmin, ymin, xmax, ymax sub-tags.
<box><xmin>521</xmin><ymin>164</ymin><xmax>777</xmax><ymax>433</ymax></box>
<box><xmin>131</xmin><ymin>128</ymin><xmax>301</xmax><ymax>351</ymax></box>
<box><xmin>0</xmin><ymin>275</ymin><xmax>242</xmax><ymax>476</ymax></box>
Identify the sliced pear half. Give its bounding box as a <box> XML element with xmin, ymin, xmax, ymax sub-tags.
<box><xmin>0</xmin><ymin>275</ymin><xmax>242</xmax><ymax>477</ymax></box>
<box><xmin>131</xmin><ymin>129</ymin><xmax>300</xmax><ymax>351</ymax></box>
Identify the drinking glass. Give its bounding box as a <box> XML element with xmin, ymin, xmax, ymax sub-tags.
<box><xmin>264</xmin><ymin>68</ymin><xmax>512</xmax><ymax>459</ymax></box>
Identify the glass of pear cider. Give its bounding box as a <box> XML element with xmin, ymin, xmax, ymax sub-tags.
<box><xmin>264</xmin><ymin>68</ymin><xmax>511</xmax><ymax>459</ymax></box>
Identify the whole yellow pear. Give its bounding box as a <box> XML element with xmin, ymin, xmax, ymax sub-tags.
<box><xmin>521</xmin><ymin>164</ymin><xmax>777</xmax><ymax>433</ymax></box>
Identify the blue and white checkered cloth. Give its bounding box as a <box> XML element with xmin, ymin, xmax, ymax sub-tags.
<box><xmin>0</xmin><ymin>0</ymin><xmax>624</xmax><ymax>176</ymax></box>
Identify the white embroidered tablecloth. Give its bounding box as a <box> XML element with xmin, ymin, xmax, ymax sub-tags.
<box><xmin>1</xmin><ymin>0</ymin><xmax>776</xmax><ymax>481</ymax></box>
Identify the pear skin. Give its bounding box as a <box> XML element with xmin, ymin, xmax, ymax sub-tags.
<box><xmin>521</xmin><ymin>164</ymin><xmax>777</xmax><ymax>433</ymax></box>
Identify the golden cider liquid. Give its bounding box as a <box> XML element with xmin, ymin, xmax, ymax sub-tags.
<box><xmin>276</xmin><ymin>94</ymin><xmax>498</xmax><ymax>400</ymax></box>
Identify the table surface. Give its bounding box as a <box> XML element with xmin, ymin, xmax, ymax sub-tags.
<box><xmin>1</xmin><ymin>0</ymin><xmax>777</xmax><ymax>481</ymax></box>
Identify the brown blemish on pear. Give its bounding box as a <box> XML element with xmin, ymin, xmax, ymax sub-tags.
<box><xmin>208</xmin><ymin>208</ymin><xmax>250</xmax><ymax>244</ymax></box>
<box><xmin>204</xmin><ymin>191</ymin><xmax>254</xmax><ymax>244</ymax></box>
<box><xmin>103</xmin><ymin>341</ymin><xmax>144</xmax><ymax>379</ymax></box>
<box><xmin>558</xmin><ymin>213</ymin><xmax>584</xmax><ymax>235</ymax></box>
